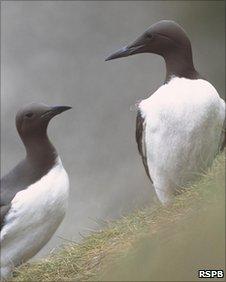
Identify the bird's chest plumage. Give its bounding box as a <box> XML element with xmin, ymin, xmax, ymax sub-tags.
<box><xmin>139</xmin><ymin>77</ymin><xmax>225</xmax><ymax>185</ymax></box>
<box><xmin>0</xmin><ymin>158</ymin><xmax>69</xmax><ymax>266</ymax></box>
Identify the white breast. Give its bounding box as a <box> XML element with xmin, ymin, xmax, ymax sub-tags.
<box><xmin>0</xmin><ymin>157</ymin><xmax>69</xmax><ymax>273</ymax></box>
<box><xmin>139</xmin><ymin>77</ymin><xmax>225</xmax><ymax>204</ymax></box>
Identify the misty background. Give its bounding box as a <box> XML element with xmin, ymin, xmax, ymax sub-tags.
<box><xmin>1</xmin><ymin>1</ymin><xmax>225</xmax><ymax>258</ymax></box>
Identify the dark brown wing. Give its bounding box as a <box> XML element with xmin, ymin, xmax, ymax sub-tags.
<box><xmin>136</xmin><ymin>110</ymin><xmax>153</xmax><ymax>183</ymax></box>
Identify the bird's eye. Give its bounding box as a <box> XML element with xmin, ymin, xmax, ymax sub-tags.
<box><xmin>25</xmin><ymin>112</ymin><xmax>34</xmax><ymax>118</ymax></box>
<box><xmin>146</xmin><ymin>33</ymin><xmax>153</xmax><ymax>39</ymax></box>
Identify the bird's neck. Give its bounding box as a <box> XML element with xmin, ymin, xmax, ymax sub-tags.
<box><xmin>164</xmin><ymin>46</ymin><xmax>199</xmax><ymax>83</ymax></box>
<box><xmin>23</xmin><ymin>134</ymin><xmax>58</xmax><ymax>167</ymax></box>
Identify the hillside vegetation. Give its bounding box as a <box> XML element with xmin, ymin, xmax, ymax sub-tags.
<box><xmin>13</xmin><ymin>153</ymin><xmax>225</xmax><ymax>281</ymax></box>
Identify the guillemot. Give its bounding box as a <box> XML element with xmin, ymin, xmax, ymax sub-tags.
<box><xmin>0</xmin><ymin>103</ymin><xmax>71</xmax><ymax>279</ymax></box>
<box><xmin>106</xmin><ymin>20</ymin><xmax>225</xmax><ymax>204</ymax></box>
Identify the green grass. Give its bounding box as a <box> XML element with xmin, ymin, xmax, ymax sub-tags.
<box><xmin>12</xmin><ymin>154</ymin><xmax>225</xmax><ymax>281</ymax></box>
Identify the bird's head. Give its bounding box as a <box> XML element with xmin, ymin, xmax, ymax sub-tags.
<box><xmin>105</xmin><ymin>20</ymin><xmax>192</xmax><ymax>61</ymax></box>
<box><xmin>16</xmin><ymin>103</ymin><xmax>72</xmax><ymax>140</ymax></box>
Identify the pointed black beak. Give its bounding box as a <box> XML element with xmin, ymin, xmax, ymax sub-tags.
<box><xmin>41</xmin><ymin>106</ymin><xmax>72</xmax><ymax>120</ymax></box>
<box><xmin>105</xmin><ymin>44</ymin><xmax>145</xmax><ymax>61</ymax></box>
<box><xmin>105</xmin><ymin>46</ymin><xmax>130</xmax><ymax>61</ymax></box>
<box><xmin>51</xmin><ymin>106</ymin><xmax>72</xmax><ymax>115</ymax></box>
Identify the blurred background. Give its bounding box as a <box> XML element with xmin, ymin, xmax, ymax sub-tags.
<box><xmin>1</xmin><ymin>1</ymin><xmax>225</xmax><ymax>258</ymax></box>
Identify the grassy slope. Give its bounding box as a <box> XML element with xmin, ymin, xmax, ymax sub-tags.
<box><xmin>13</xmin><ymin>154</ymin><xmax>225</xmax><ymax>281</ymax></box>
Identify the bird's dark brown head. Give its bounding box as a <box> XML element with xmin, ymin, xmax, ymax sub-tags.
<box><xmin>16</xmin><ymin>103</ymin><xmax>72</xmax><ymax>140</ymax></box>
<box><xmin>105</xmin><ymin>20</ymin><xmax>198</xmax><ymax>81</ymax></box>
<box><xmin>105</xmin><ymin>20</ymin><xmax>191</xmax><ymax>60</ymax></box>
